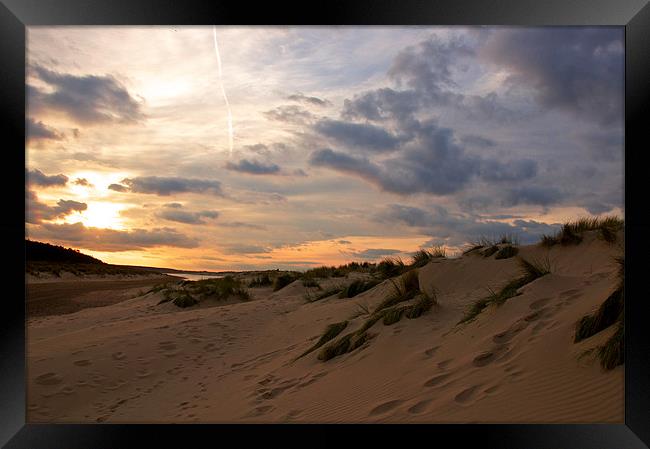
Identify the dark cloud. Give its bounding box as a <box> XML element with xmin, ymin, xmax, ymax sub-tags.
<box><xmin>108</xmin><ymin>183</ymin><xmax>129</xmax><ymax>193</ymax></box>
<box><xmin>26</xmin><ymin>118</ymin><xmax>64</xmax><ymax>141</ymax></box>
<box><xmin>263</xmin><ymin>105</ymin><xmax>314</xmax><ymax>124</ymax></box>
<box><xmin>314</xmin><ymin>119</ymin><xmax>402</xmax><ymax>152</ymax></box>
<box><xmin>287</xmin><ymin>93</ymin><xmax>331</xmax><ymax>107</ymax></box>
<box><xmin>73</xmin><ymin>178</ymin><xmax>93</xmax><ymax>187</ymax></box>
<box><xmin>157</xmin><ymin>208</ymin><xmax>219</xmax><ymax>225</ymax></box>
<box><xmin>225</xmin><ymin>159</ymin><xmax>281</xmax><ymax>175</ymax></box>
<box><xmin>460</xmin><ymin>134</ymin><xmax>496</xmax><ymax>148</ymax></box>
<box><xmin>26</xmin><ymin>168</ymin><xmax>68</xmax><ymax>187</ymax></box>
<box><xmin>579</xmin><ymin>130</ymin><xmax>624</xmax><ymax>162</ymax></box>
<box><xmin>350</xmin><ymin>248</ymin><xmax>401</xmax><ymax>260</ymax></box>
<box><xmin>28</xmin><ymin>65</ymin><xmax>144</xmax><ymax>125</ymax></box>
<box><xmin>379</xmin><ymin>203</ymin><xmax>560</xmax><ymax>245</ymax></box>
<box><xmin>33</xmin><ymin>222</ymin><xmax>199</xmax><ymax>251</ymax></box>
<box><xmin>338</xmin><ymin>240</ymin><xmax>352</xmax><ymax>245</ymax></box>
<box><xmin>481</xmin><ymin>28</ymin><xmax>623</xmax><ymax>126</ymax></box>
<box><xmin>164</xmin><ymin>202</ymin><xmax>183</xmax><ymax>208</ymax></box>
<box><xmin>479</xmin><ymin>159</ymin><xmax>538</xmax><ymax>182</ymax></box>
<box><xmin>342</xmin><ymin>88</ymin><xmax>421</xmax><ymax>122</ymax></box>
<box><xmin>26</xmin><ymin>191</ymin><xmax>86</xmax><ymax>224</ymax></box>
<box><xmin>111</xmin><ymin>176</ymin><xmax>224</xmax><ymax>196</ymax></box>
<box><xmin>503</xmin><ymin>186</ymin><xmax>564</xmax><ymax>207</ymax></box>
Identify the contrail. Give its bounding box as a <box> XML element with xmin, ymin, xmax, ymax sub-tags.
<box><xmin>212</xmin><ymin>26</ymin><xmax>234</xmax><ymax>156</ymax></box>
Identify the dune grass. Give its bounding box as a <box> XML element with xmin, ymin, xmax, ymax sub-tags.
<box><xmin>301</xmin><ymin>278</ymin><xmax>322</xmax><ymax>289</ymax></box>
<box><xmin>494</xmin><ymin>245</ymin><xmax>519</xmax><ymax>260</ymax></box>
<box><xmin>574</xmin><ymin>256</ymin><xmax>624</xmax><ymax>370</ymax></box>
<box><xmin>248</xmin><ymin>274</ymin><xmax>272</xmax><ymax>287</ymax></box>
<box><xmin>540</xmin><ymin>216</ymin><xmax>624</xmax><ymax>247</ymax></box>
<box><xmin>375</xmin><ymin>257</ymin><xmax>406</xmax><ymax>280</ymax></box>
<box><xmin>305</xmin><ymin>286</ymin><xmax>344</xmax><ymax>302</ymax></box>
<box><xmin>458</xmin><ymin>256</ymin><xmax>551</xmax><ymax>324</ymax></box>
<box><xmin>273</xmin><ymin>273</ymin><xmax>297</xmax><ymax>291</ymax></box>
<box><xmin>156</xmin><ymin>276</ymin><xmax>250</xmax><ymax>308</ymax></box>
<box><xmin>374</xmin><ymin>269</ymin><xmax>420</xmax><ymax>313</ymax></box>
<box><xmin>598</xmin><ymin>320</ymin><xmax>624</xmax><ymax>370</ymax></box>
<box><xmin>297</xmin><ymin>321</ymin><xmax>348</xmax><ymax>359</ymax></box>
<box><xmin>411</xmin><ymin>246</ymin><xmax>446</xmax><ymax>268</ymax></box>
<box><xmin>463</xmin><ymin>234</ymin><xmax>519</xmax><ymax>256</ymax></box>
<box><xmin>315</xmin><ymin>274</ymin><xmax>437</xmax><ymax>361</ymax></box>
<box><xmin>338</xmin><ymin>279</ymin><xmax>380</xmax><ymax>298</ymax></box>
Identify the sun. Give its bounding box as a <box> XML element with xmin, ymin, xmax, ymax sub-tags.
<box><xmin>67</xmin><ymin>201</ymin><xmax>128</xmax><ymax>230</ymax></box>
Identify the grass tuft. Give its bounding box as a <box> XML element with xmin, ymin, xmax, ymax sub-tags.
<box><xmin>273</xmin><ymin>273</ymin><xmax>297</xmax><ymax>291</ymax></box>
<box><xmin>338</xmin><ymin>279</ymin><xmax>380</xmax><ymax>298</ymax></box>
<box><xmin>297</xmin><ymin>321</ymin><xmax>348</xmax><ymax>359</ymax></box>
<box><xmin>376</xmin><ymin>257</ymin><xmax>406</xmax><ymax>280</ymax></box>
<box><xmin>597</xmin><ymin>321</ymin><xmax>624</xmax><ymax>370</ymax></box>
<box><xmin>248</xmin><ymin>274</ymin><xmax>272</xmax><ymax>287</ymax></box>
<box><xmin>458</xmin><ymin>256</ymin><xmax>551</xmax><ymax>324</ymax></box>
<box><xmin>411</xmin><ymin>246</ymin><xmax>446</xmax><ymax>267</ymax></box>
<box><xmin>494</xmin><ymin>245</ymin><xmax>519</xmax><ymax>260</ymax></box>
<box><xmin>540</xmin><ymin>216</ymin><xmax>624</xmax><ymax>247</ymax></box>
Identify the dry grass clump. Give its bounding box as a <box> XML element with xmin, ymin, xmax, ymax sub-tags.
<box><xmin>248</xmin><ymin>274</ymin><xmax>272</xmax><ymax>287</ymax></box>
<box><xmin>297</xmin><ymin>321</ymin><xmax>348</xmax><ymax>359</ymax></box>
<box><xmin>540</xmin><ymin>216</ymin><xmax>624</xmax><ymax>247</ymax></box>
<box><xmin>494</xmin><ymin>245</ymin><xmax>519</xmax><ymax>260</ymax></box>
<box><xmin>458</xmin><ymin>256</ymin><xmax>551</xmax><ymax>324</ymax></box>
<box><xmin>156</xmin><ymin>276</ymin><xmax>250</xmax><ymax>308</ymax></box>
<box><xmin>305</xmin><ymin>286</ymin><xmax>344</xmax><ymax>302</ymax></box>
<box><xmin>411</xmin><ymin>246</ymin><xmax>446</xmax><ymax>268</ymax></box>
<box><xmin>273</xmin><ymin>273</ymin><xmax>298</xmax><ymax>291</ymax></box>
<box><xmin>375</xmin><ymin>257</ymin><xmax>406</xmax><ymax>280</ymax></box>
<box><xmin>574</xmin><ymin>256</ymin><xmax>624</xmax><ymax>370</ymax></box>
<box><xmin>463</xmin><ymin>235</ymin><xmax>519</xmax><ymax>256</ymax></box>
<box><xmin>315</xmin><ymin>273</ymin><xmax>437</xmax><ymax>361</ymax></box>
<box><xmin>338</xmin><ymin>279</ymin><xmax>380</xmax><ymax>298</ymax></box>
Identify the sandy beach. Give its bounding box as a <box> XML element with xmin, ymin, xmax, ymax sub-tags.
<box><xmin>25</xmin><ymin>230</ymin><xmax>623</xmax><ymax>423</ymax></box>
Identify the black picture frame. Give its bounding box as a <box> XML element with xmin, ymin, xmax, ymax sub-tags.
<box><xmin>1</xmin><ymin>0</ymin><xmax>648</xmax><ymax>447</ymax></box>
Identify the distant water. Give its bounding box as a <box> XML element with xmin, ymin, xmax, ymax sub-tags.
<box><xmin>164</xmin><ymin>273</ymin><xmax>224</xmax><ymax>281</ymax></box>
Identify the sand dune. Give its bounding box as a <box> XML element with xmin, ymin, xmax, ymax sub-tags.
<box><xmin>26</xmin><ymin>231</ymin><xmax>623</xmax><ymax>423</ymax></box>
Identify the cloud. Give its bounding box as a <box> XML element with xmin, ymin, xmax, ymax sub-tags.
<box><xmin>220</xmin><ymin>244</ymin><xmax>272</xmax><ymax>255</ymax></box>
<box><xmin>110</xmin><ymin>176</ymin><xmax>224</xmax><ymax>196</ymax></box>
<box><xmin>32</xmin><ymin>222</ymin><xmax>199</xmax><ymax>251</ymax></box>
<box><xmin>263</xmin><ymin>105</ymin><xmax>315</xmax><ymax>124</ymax></box>
<box><xmin>28</xmin><ymin>65</ymin><xmax>144</xmax><ymax>125</ymax></box>
<box><xmin>481</xmin><ymin>28</ymin><xmax>623</xmax><ymax>126</ymax></box>
<box><xmin>287</xmin><ymin>93</ymin><xmax>331</xmax><ymax>107</ymax></box>
<box><xmin>73</xmin><ymin>178</ymin><xmax>93</xmax><ymax>187</ymax></box>
<box><xmin>479</xmin><ymin>159</ymin><xmax>538</xmax><ymax>182</ymax></box>
<box><xmin>225</xmin><ymin>159</ymin><xmax>281</xmax><ymax>175</ymax></box>
<box><xmin>26</xmin><ymin>118</ymin><xmax>64</xmax><ymax>141</ymax></box>
<box><xmin>460</xmin><ymin>134</ymin><xmax>496</xmax><ymax>148</ymax></box>
<box><xmin>314</xmin><ymin>119</ymin><xmax>402</xmax><ymax>152</ymax></box>
<box><xmin>338</xmin><ymin>240</ymin><xmax>352</xmax><ymax>245</ymax></box>
<box><xmin>342</xmin><ymin>88</ymin><xmax>421</xmax><ymax>122</ymax></box>
<box><xmin>216</xmin><ymin>221</ymin><xmax>266</xmax><ymax>230</ymax></box>
<box><xmin>157</xmin><ymin>208</ymin><xmax>219</xmax><ymax>225</ymax></box>
<box><xmin>350</xmin><ymin>248</ymin><xmax>401</xmax><ymax>259</ymax></box>
<box><xmin>503</xmin><ymin>186</ymin><xmax>564</xmax><ymax>207</ymax></box>
<box><xmin>379</xmin><ymin>203</ymin><xmax>561</xmax><ymax>246</ymax></box>
<box><xmin>26</xmin><ymin>168</ymin><xmax>68</xmax><ymax>187</ymax></box>
<box><xmin>108</xmin><ymin>183</ymin><xmax>129</xmax><ymax>192</ymax></box>
<box><xmin>26</xmin><ymin>191</ymin><xmax>86</xmax><ymax>224</ymax></box>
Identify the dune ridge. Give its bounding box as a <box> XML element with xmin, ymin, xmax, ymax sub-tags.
<box><xmin>27</xmin><ymin>230</ymin><xmax>623</xmax><ymax>423</ymax></box>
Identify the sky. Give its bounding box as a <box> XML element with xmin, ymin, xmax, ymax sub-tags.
<box><xmin>25</xmin><ymin>26</ymin><xmax>624</xmax><ymax>271</ymax></box>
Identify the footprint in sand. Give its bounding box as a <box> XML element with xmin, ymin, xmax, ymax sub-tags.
<box><xmin>529</xmin><ymin>297</ymin><xmax>552</xmax><ymax>310</ymax></box>
<box><xmin>492</xmin><ymin>321</ymin><xmax>527</xmax><ymax>344</ymax></box>
<box><xmin>369</xmin><ymin>400</ymin><xmax>403</xmax><ymax>416</ymax></box>
<box><xmin>455</xmin><ymin>385</ymin><xmax>479</xmax><ymax>404</ymax></box>
<box><xmin>73</xmin><ymin>359</ymin><xmax>92</xmax><ymax>367</ymax></box>
<box><xmin>484</xmin><ymin>385</ymin><xmax>500</xmax><ymax>395</ymax></box>
<box><xmin>424</xmin><ymin>373</ymin><xmax>451</xmax><ymax>387</ymax></box>
<box><xmin>112</xmin><ymin>352</ymin><xmax>127</xmax><ymax>361</ymax></box>
<box><xmin>472</xmin><ymin>346</ymin><xmax>508</xmax><ymax>367</ymax></box>
<box><xmin>407</xmin><ymin>399</ymin><xmax>432</xmax><ymax>414</ymax></box>
<box><xmin>438</xmin><ymin>359</ymin><xmax>452</xmax><ymax>369</ymax></box>
<box><xmin>424</xmin><ymin>346</ymin><xmax>440</xmax><ymax>358</ymax></box>
<box><xmin>247</xmin><ymin>405</ymin><xmax>274</xmax><ymax>417</ymax></box>
<box><xmin>35</xmin><ymin>372</ymin><xmax>62</xmax><ymax>386</ymax></box>
<box><xmin>524</xmin><ymin>309</ymin><xmax>545</xmax><ymax>322</ymax></box>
